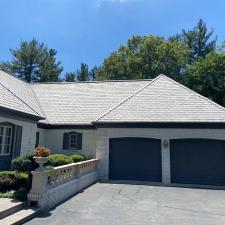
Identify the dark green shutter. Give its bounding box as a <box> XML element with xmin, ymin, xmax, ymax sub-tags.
<box><xmin>13</xmin><ymin>126</ymin><xmax>23</xmax><ymax>158</ymax></box>
<box><xmin>35</xmin><ymin>132</ymin><xmax>40</xmax><ymax>148</ymax></box>
<box><xmin>77</xmin><ymin>133</ymin><xmax>82</xmax><ymax>150</ymax></box>
<box><xmin>63</xmin><ymin>133</ymin><xmax>69</xmax><ymax>149</ymax></box>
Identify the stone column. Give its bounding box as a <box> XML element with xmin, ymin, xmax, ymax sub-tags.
<box><xmin>28</xmin><ymin>170</ymin><xmax>49</xmax><ymax>208</ymax></box>
<box><xmin>161</xmin><ymin>139</ymin><xmax>171</xmax><ymax>184</ymax></box>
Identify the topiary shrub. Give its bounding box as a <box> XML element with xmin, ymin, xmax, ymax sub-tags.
<box><xmin>47</xmin><ymin>154</ymin><xmax>73</xmax><ymax>167</ymax></box>
<box><xmin>12</xmin><ymin>152</ymin><xmax>39</xmax><ymax>190</ymax></box>
<box><xmin>0</xmin><ymin>171</ymin><xmax>28</xmax><ymax>192</ymax></box>
<box><xmin>70</xmin><ymin>154</ymin><xmax>86</xmax><ymax>163</ymax></box>
<box><xmin>12</xmin><ymin>152</ymin><xmax>39</xmax><ymax>172</ymax></box>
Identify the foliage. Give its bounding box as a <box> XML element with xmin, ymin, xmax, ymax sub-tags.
<box><xmin>65</xmin><ymin>72</ymin><xmax>76</xmax><ymax>82</ymax></box>
<box><xmin>182</xmin><ymin>19</ymin><xmax>217</xmax><ymax>62</ymax></box>
<box><xmin>35</xmin><ymin>146</ymin><xmax>50</xmax><ymax>157</ymax></box>
<box><xmin>13</xmin><ymin>187</ymin><xmax>28</xmax><ymax>201</ymax></box>
<box><xmin>97</xmin><ymin>35</ymin><xmax>189</xmax><ymax>81</ymax></box>
<box><xmin>0</xmin><ymin>190</ymin><xmax>15</xmax><ymax>199</ymax></box>
<box><xmin>184</xmin><ymin>51</ymin><xmax>225</xmax><ymax>106</ymax></box>
<box><xmin>70</xmin><ymin>154</ymin><xmax>85</xmax><ymax>163</ymax></box>
<box><xmin>0</xmin><ymin>38</ymin><xmax>63</xmax><ymax>83</ymax></box>
<box><xmin>0</xmin><ymin>171</ymin><xmax>28</xmax><ymax>192</ymax></box>
<box><xmin>12</xmin><ymin>152</ymin><xmax>38</xmax><ymax>172</ymax></box>
<box><xmin>47</xmin><ymin>154</ymin><xmax>73</xmax><ymax>167</ymax></box>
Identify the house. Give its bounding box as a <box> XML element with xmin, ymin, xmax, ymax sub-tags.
<box><xmin>1</xmin><ymin>69</ymin><xmax>225</xmax><ymax>187</ymax></box>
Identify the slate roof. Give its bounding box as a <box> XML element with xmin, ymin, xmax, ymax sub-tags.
<box><xmin>32</xmin><ymin>80</ymin><xmax>150</xmax><ymax>125</ymax></box>
<box><xmin>95</xmin><ymin>75</ymin><xmax>225</xmax><ymax>123</ymax></box>
<box><xmin>0</xmin><ymin>70</ymin><xmax>43</xmax><ymax>119</ymax></box>
<box><xmin>1</xmin><ymin>70</ymin><xmax>225</xmax><ymax>125</ymax></box>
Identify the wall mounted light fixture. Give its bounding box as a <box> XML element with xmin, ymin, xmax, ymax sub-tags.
<box><xmin>163</xmin><ymin>139</ymin><xmax>169</xmax><ymax>148</ymax></box>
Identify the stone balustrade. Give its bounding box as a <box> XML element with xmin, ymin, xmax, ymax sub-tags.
<box><xmin>28</xmin><ymin>159</ymin><xmax>99</xmax><ymax>208</ymax></box>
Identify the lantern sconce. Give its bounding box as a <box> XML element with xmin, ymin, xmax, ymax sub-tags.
<box><xmin>163</xmin><ymin>139</ymin><xmax>169</xmax><ymax>148</ymax></box>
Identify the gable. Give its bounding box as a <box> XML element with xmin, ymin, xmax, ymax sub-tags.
<box><xmin>96</xmin><ymin>75</ymin><xmax>225</xmax><ymax>123</ymax></box>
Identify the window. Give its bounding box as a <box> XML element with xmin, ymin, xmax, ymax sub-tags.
<box><xmin>69</xmin><ymin>133</ymin><xmax>78</xmax><ymax>149</ymax></box>
<box><xmin>63</xmin><ymin>132</ymin><xmax>82</xmax><ymax>150</ymax></box>
<box><xmin>0</xmin><ymin>125</ymin><xmax>12</xmax><ymax>155</ymax></box>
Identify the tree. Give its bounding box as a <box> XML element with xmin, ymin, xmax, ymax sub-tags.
<box><xmin>98</xmin><ymin>35</ymin><xmax>189</xmax><ymax>80</ymax></box>
<box><xmin>0</xmin><ymin>38</ymin><xmax>63</xmax><ymax>83</ymax></box>
<box><xmin>182</xmin><ymin>19</ymin><xmax>217</xmax><ymax>62</ymax></box>
<box><xmin>185</xmin><ymin>51</ymin><xmax>225</xmax><ymax>106</ymax></box>
<box><xmin>65</xmin><ymin>72</ymin><xmax>76</xmax><ymax>82</ymax></box>
<box><xmin>89</xmin><ymin>66</ymin><xmax>100</xmax><ymax>80</ymax></box>
<box><xmin>76</xmin><ymin>63</ymin><xmax>89</xmax><ymax>81</ymax></box>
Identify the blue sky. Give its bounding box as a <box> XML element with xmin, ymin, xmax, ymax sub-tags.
<box><xmin>0</xmin><ymin>0</ymin><xmax>224</xmax><ymax>76</ymax></box>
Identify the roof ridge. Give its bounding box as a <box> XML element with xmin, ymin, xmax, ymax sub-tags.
<box><xmin>0</xmin><ymin>81</ymin><xmax>41</xmax><ymax>117</ymax></box>
<box><xmin>160</xmin><ymin>74</ymin><xmax>225</xmax><ymax>113</ymax></box>
<box><xmin>95</xmin><ymin>75</ymin><xmax>162</xmax><ymax>122</ymax></box>
<box><xmin>31</xmin><ymin>79</ymin><xmax>153</xmax><ymax>85</ymax></box>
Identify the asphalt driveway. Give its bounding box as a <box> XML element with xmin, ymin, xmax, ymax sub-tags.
<box><xmin>25</xmin><ymin>183</ymin><xmax>225</xmax><ymax>225</ymax></box>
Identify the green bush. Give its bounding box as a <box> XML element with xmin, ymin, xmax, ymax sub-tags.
<box><xmin>13</xmin><ymin>187</ymin><xmax>28</xmax><ymax>201</ymax></box>
<box><xmin>12</xmin><ymin>152</ymin><xmax>39</xmax><ymax>172</ymax></box>
<box><xmin>70</xmin><ymin>154</ymin><xmax>86</xmax><ymax>163</ymax></box>
<box><xmin>0</xmin><ymin>171</ymin><xmax>28</xmax><ymax>192</ymax></box>
<box><xmin>0</xmin><ymin>190</ymin><xmax>15</xmax><ymax>199</ymax></box>
<box><xmin>48</xmin><ymin>154</ymin><xmax>73</xmax><ymax>167</ymax></box>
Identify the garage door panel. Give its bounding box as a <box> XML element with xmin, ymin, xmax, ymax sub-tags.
<box><xmin>109</xmin><ymin>138</ymin><xmax>162</xmax><ymax>182</ymax></box>
<box><xmin>171</xmin><ymin>139</ymin><xmax>225</xmax><ymax>186</ymax></box>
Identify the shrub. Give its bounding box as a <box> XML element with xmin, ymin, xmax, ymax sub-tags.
<box><xmin>12</xmin><ymin>152</ymin><xmax>38</xmax><ymax>172</ymax></box>
<box><xmin>48</xmin><ymin>154</ymin><xmax>73</xmax><ymax>167</ymax></box>
<box><xmin>0</xmin><ymin>190</ymin><xmax>14</xmax><ymax>199</ymax></box>
<box><xmin>70</xmin><ymin>154</ymin><xmax>86</xmax><ymax>163</ymax></box>
<box><xmin>13</xmin><ymin>187</ymin><xmax>28</xmax><ymax>201</ymax></box>
<box><xmin>35</xmin><ymin>146</ymin><xmax>50</xmax><ymax>157</ymax></box>
<box><xmin>0</xmin><ymin>171</ymin><xmax>28</xmax><ymax>192</ymax></box>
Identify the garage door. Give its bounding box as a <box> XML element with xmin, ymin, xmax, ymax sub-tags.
<box><xmin>170</xmin><ymin>139</ymin><xmax>225</xmax><ymax>186</ymax></box>
<box><xmin>109</xmin><ymin>138</ymin><xmax>162</xmax><ymax>182</ymax></box>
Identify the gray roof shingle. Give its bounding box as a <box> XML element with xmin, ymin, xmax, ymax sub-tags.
<box><xmin>96</xmin><ymin>75</ymin><xmax>225</xmax><ymax>123</ymax></box>
<box><xmin>32</xmin><ymin>80</ymin><xmax>150</xmax><ymax>125</ymax></box>
<box><xmin>0</xmin><ymin>70</ymin><xmax>43</xmax><ymax>118</ymax></box>
<box><xmin>1</xmin><ymin>70</ymin><xmax>225</xmax><ymax>125</ymax></box>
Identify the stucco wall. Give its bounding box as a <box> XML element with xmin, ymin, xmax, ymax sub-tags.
<box><xmin>0</xmin><ymin>116</ymin><xmax>37</xmax><ymax>155</ymax></box>
<box><xmin>38</xmin><ymin>128</ymin><xmax>96</xmax><ymax>159</ymax></box>
<box><xmin>96</xmin><ymin>128</ymin><xmax>225</xmax><ymax>181</ymax></box>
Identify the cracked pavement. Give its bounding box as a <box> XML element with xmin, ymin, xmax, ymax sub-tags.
<box><xmin>25</xmin><ymin>183</ymin><xmax>225</xmax><ymax>225</ymax></box>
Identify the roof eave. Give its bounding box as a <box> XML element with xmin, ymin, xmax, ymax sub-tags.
<box><xmin>92</xmin><ymin>121</ymin><xmax>225</xmax><ymax>129</ymax></box>
<box><xmin>0</xmin><ymin>106</ymin><xmax>45</xmax><ymax>121</ymax></box>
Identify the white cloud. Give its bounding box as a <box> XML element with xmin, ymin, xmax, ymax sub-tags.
<box><xmin>97</xmin><ymin>0</ymin><xmax>136</xmax><ymax>7</ymax></box>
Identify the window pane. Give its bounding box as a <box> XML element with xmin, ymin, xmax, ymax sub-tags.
<box><xmin>0</xmin><ymin>127</ymin><xmax>4</xmax><ymax>136</ymax></box>
<box><xmin>5</xmin><ymin>127</ymin><xmax>11</xmax><ymax>136</ymax></box>
<box><xmin>3</xmin><ymin>144</ymin><xmax>10</xmax><ymax>154</ymax></box>
<box><xmin>70</xmin><ymin>134</ymin><xmax>77</xmax><ymax>149</ymax></box>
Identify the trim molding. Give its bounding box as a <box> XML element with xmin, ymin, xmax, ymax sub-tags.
<box><xmin>38</xmin><ymin>123</ymin><xmax>96</xmax><ymax>129</ymax></box>
<box><xmin>0</xmin><ymin>106</ymin><xmax>43</xmax><ymax>121</ymax></box>
<box><xmin>93</xmin><ymin>122</ymin><xmax>225</xmax><ymax>129</ymax></box>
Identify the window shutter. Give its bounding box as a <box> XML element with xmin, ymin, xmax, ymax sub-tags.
<box><xmin>77</xmin><ymin>133</ymin><xmax>82</xmax><ymax>150</ymax></box>
<box><xmin>63</xmin><ymin>133</ymin><xmax>69</xmax><ymax>149</ymax></box>
<box><xmin>35</xmin><ymin>132</ymin><xmax>40</xmax><ymax>148</ymax></box>
<box><xmin>13</xmin><ymin>126</ymin><xmax>23</xmax><ymax>158</ymax></box>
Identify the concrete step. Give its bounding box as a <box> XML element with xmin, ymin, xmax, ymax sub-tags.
<box><xmin>0</xmin><ymin>200</ymin><xmax>27</xmax><ymax>219</ymax></box>
<box><xmin>0</xmin><ymin>208</ymin><xmax>43</xmax><ymax>225</ymax></box>
<box><xmin>0</xmin><ymin>207</ymin><xmax>43</xmax><ymax>225</ymax></box>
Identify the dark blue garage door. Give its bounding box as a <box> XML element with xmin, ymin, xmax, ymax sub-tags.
<box><xmin>170</xmin><ymin>139</ymin><xmax>225</xmax><ymax>186</ymax></box>
<box><xmin>109</xmin><ymin>138</ymin><xmax>162</xmax><ymax>182</ymax></box>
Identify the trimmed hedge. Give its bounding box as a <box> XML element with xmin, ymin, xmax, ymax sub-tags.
<box><xmin>70</xmin><ymin>154</ymin><xmax>85</xmax><ymax>163</ymax></box>
<box><xmin>48</xmin><ymin>154</ymin><xmax>73</xmax><ymax>167</ymax></box>
<box><xmin>0</xmin><ymin>171</ymin><xmax>28</xmax><ymax>192</ymax></box>
<box><xmin>12</xmin><ymin>152</ymin><xmax>39</xmax><ymax>172</ymax></box>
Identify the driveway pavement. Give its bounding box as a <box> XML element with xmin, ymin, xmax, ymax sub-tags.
<box><xmin>25</xmin><ymin>183</ymin><xmax>225</xmax><ymax>225</ymax></box>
